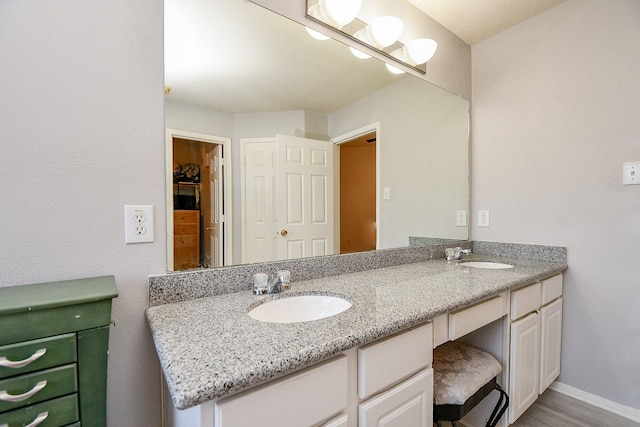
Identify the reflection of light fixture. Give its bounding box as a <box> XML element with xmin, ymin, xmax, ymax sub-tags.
<box><xmin>385</xmin><ymin>63</ymin><xmax>405</xmax><ymax>74</ymax></box>
<box><xmin>305</xmin><ymin>0</ymin><xmax>437</xmax><ymax>74</ymax></box>
<box><xmin>305</xmin><ymin>27</ymin><xmax>330</xmax><ymax>40</ymax></box>
<box><xmin>349</xmin><ymin>46</ymin><xmax>371</xmax><ymax>59</ymax></box>
<box><xmin>354</xmin><ymin>16</ymin><xmax>404</xmax><ymax>49</ymax></box>
<box><xmin>308</xmin><ymin>0</ymin><xmax>361</xmax><ymax>28</ymax></box>
<box><xmin>391</xmin><ymin>38</ymin><xmax>437</xmax><ymax>66</ymax></box>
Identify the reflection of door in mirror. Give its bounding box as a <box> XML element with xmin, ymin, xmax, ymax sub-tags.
<box><xmin>170</xmin><ymin>136</ymin><xmax>227</xmax><ymax>270</ymax></box>
<box><xmin>339</xmin><ymin>132</ymin><xmax>376</xmax><ymax>254</ymax></box>
<box><xmin>242</xmin><ymin>135</ymin><xmax>334</xmax><ymax>264</ymax></box>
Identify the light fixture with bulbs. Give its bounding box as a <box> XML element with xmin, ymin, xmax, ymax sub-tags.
<box><xmin>305</xmin><ymin>0</ymin><xmax>437</xmax><ymax>74</ymax></box>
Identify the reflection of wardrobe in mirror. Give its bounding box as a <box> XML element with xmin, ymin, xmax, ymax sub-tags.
<box><xmin>241</xmin><ymin>135</ymin><xmax>335</xmax><ymax>264</ymax></box>
<box><xmin>171</xmin><ymin>137</ymin><xmax>225</xmax><ymax>270</ymax></box>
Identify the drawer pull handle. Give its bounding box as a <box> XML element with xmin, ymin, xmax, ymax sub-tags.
<box><xmin>0</xmin><ymin>348</ymin><xmax>47</xmax><ymax>369</ymax></box>
<box><xmin>0</xmin><ymin>380</ymin><xmax>47</xmax><ymax>402</ymax></box>
<box><xmin>24</xmin><ymin>411</ymin><xmax>49</xmax><ymax>427</ymax></box>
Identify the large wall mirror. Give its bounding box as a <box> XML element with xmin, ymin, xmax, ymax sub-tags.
<box><xmin>164</xmin><ymin>0</ymin><xmax>469</xmax><ymax>271</ymax></box>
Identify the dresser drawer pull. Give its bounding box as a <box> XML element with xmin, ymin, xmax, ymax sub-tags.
<box><xmin>0</xmin><ymin>410</ymin><xmax>48</xmax><ymax>427</ymax></box>
<box><xmin>0</xmin><ymin>348</ymin><xmax>47</xmax><ymax>369</ymax></box>
<box><xmin>0</xmin><ymin>380</ymin><xmax>47</xmax><ymax>402</ymax></box>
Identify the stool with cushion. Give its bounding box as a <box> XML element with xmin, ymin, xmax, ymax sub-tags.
<box><xmin>433</xmin><ymin>341</ymin><xmax>509</xmax><ymax>427</ymax></box>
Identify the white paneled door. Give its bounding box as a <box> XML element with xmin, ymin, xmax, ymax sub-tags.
<box><xmin>276</xmin><ymin>134</ymin><xmax>334</xmax><ymax>260</ymax></box>
<box><xmin>243</xmin><ymin>135</ymin><xmax>334</xmax><ymax>263</ymax></box>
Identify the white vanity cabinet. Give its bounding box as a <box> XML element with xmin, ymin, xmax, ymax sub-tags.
<box><xmin>508</xmin><ymin>274</ymin><xmax>563</xmax><ymax>423</ymax></box>
<box><xmin>357</xmin><ymin>324</ymin><xmax>433</xmax><ymax>427</ymax></box>
<box><xmin>166</xmin><ymin>324</ymin><xmax>433</xmax><ymax>427</ymax></box>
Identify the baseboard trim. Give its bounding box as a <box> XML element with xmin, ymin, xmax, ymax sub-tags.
<box><xmin>550</xmin><ymin>381</ymin><xmax>640</xmax><ymax>423</ymax></box>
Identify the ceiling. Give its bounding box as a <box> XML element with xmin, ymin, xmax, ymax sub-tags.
<box><xmin>164</xmin><ymin>0</ymin><xmax>567</xmax><ymax>113</ymax></box>
<box><xmin>409</xmin><ymin>0</ymin><xmax>567</xmax><ymax>45</ymax></box>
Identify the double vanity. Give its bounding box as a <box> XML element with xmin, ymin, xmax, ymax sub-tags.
<box><xmin>146</xmin><ymin>242</ymin><xmax>567</xmax><ymax>427</ymax></box>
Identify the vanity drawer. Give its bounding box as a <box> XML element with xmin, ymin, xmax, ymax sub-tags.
<box><xmin>511</xmin><ymin>283</ymin><xmax>542</xmax><ymax>320</ymax></box>
<box><xmin>541</xmin><ymin>275</ymin><xmax>563</xmax><ymax>305</ymax></box>
<box><xmin>449</xmin><ymin>294</ymin><xmax>508</xmax><ymax>340</ymax></box>
<box><xmin>0</xmin><ymin>364</ymin><xmax>77</xmax><ymax>413</ymax></box>
<box><xmin>0</xmin><ymin>393</ymin><xmax>79</xmax><ymax>427</ymax></box>
<box><xmin>0</xmin><ymin>334</ymin><xmax>76</xmax><ymax>380</ymax></box>
<box><xmin>358</xmin><ymin>323</ymin><xmax>432</xmax><ymax>400</ymax></box>
<box><xmin>214</xmin><ymin>355</ymin><xmax>347</xmax><ymax>427</ymax></box>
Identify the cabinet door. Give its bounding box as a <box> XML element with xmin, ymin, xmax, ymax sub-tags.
<box><xmin>509</xmin><ymin>312</ymin><xmax>540</xmax><ymax>424</ymax></box>
<box><xmin>359</xmin><ymin>369</ymin><xmax>432</xmax><ymax>427</ymax></box>
<box><xmin>539</xmin><ymin>298</ymin><xmax>562</xmax><ymax>393</ymax></box>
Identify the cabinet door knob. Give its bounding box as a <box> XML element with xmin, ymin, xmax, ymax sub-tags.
<box><xmin>280</xmin><ymin>229</ymin><xmax>288</xmax><ymax>236</ymax></box>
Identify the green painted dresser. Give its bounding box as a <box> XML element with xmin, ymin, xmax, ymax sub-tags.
<box><xmin>0</xmin><ymin>276</ymin><xmax>118</xmax><ymax>427</ymax></box>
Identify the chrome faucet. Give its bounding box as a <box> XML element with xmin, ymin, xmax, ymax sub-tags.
<box><xmin>445</xmin><ymin>247</ymin><xmax>471</xmax><ymax>261</ymax></box>
<box><xmin>253</xmin><ymin>271</ymin><xmax>291</xmax><ymax>295</ymax></box>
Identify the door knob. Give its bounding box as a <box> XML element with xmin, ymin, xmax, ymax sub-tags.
<box><xmin>280</xmin><ymin>229</ymin><xmax>288</xmax><ymax>236</ymax></box>
<box><xmin>205</xmin><ymin>227</ymin><xmax>213</xmax><ymax>231</ymax></box>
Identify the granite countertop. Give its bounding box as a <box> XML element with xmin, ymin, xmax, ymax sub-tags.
<box><xmin>146</xmin><ymin>254</ymin><xmax>566</xmax><ymax>410</ymax></box>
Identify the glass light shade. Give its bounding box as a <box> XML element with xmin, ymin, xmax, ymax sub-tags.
<box><xmin>366</xmin><ymin>16</ymin><xmax>404</xmax><ymax>49</ymax></box>
<box><xmin>385</xmin><ymin>63</ymin><xmax>405</xmax><ymax>74</ymax></box>
<box><xmin>318</xmin><ymin>0</ymin><xmax>361</xmax><ymax>28</ymax></box>
<box><xmin>350</xmin><ymin>47</ymin><xmax>371</xmax><ymax>59</ymax></box>
<box><xmin>305</xmin><ymin>26</ymin><xmax>330</xmax><ymax>40</ymax></box>
<box><xmin>404</xmin><ymin>38</ymin><xmax>437</xmax><ymax>65</ymax></box>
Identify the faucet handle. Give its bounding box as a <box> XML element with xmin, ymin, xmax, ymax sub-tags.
<box><xmin>277</xmin><ymin>270</ymin><xmax>291</xmax><ymax>290</ymax></box>
<box><xmin>253</xmin><ymin>273</ymin><xmax>269</xmax><ymax>295</ymax></box>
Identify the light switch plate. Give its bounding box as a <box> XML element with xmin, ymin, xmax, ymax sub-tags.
<box><xmin>125</xmin><ymin>205</ymin><xmax>154</xmax><ymax>244</ymax></box>
<box><xmin>456</xmin><ymin>210</ymin><xmax>467</xmax><ymax>227</ymax></box>
<box><xmin>623</xmin><ymin>161</ymin><xmax>640</xmax><ymax>185</ymax></box>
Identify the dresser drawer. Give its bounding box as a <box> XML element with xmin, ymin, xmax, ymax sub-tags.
<box><xmin>214</xmin><ymin>355</ymin><xmax>347</xmax><ymax>427</ymax></box>
<box><xmin>511</xmin><ymin>282</ymin><xmax>542</xmax><ymax>320</ymax></box>
<box><xmin>449</xmin><ymin>294</ymin><xmax>508</xmax><ymax>340</ymax></box>
<box><xmin>358</xmin><ymin>324</ymin><xmax>432</xmax><ymax>400</ymax></box>
<box><xmin>0</xmin><ymin>393</ymin><xmax>79</xmax><ymax>427</ymax></box>
<box><xmin>541</xmin><ymin>275</ymin><xmax>563</xmax><ymax>305</ymax></box>
<box><xmin>0</xmin><ymin>334</ymin><xmax>76</xmax><ymax>380</ymax></box>
<box><xmin>0</xmin><ymin>365</ymin><xmax>77</xmax><ymax>413</ymax></box>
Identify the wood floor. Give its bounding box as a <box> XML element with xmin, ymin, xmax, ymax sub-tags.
<box><xmin>510</xmin><ymin>389</ymin><xmax>640</xmax><ymax>427</ymax></box>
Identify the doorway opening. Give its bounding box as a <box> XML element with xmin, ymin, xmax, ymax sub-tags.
<box><xmin>166</xmin><ymin>129</ymin><xmax>231</xmax><ymax>271</ymax></box>
<box><xmin>337</xmin><ymin>130</ymin><xmax>377</xmax><ymax>254</ymax></box>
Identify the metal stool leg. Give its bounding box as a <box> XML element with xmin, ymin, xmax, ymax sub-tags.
<box><xmin>485</xmin><ymin>384</ymin><xmax>509</xmax><ymax>427</ymax></box>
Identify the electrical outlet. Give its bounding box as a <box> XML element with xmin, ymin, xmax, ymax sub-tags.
<box><xmin>125</xmin><ymin>205</ymin><xmax>154</xmax><ymax>244</ymax></box>
<box><xmin>478</xmin><ymin>210</ymin><xmax>490</xmax><ymax>227</ymax></box>
<box><xmin>456</xmin><ymin>210</ymin><xmax>467</xmax><ymax>227</ymax></box>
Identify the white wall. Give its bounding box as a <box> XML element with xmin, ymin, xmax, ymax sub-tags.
<box><xmin>472</xmin><ymin>0</ymin><xmax>640</xmax><ymax>411</ymax></box>
<box><xmin>330</xmin><ymin>77</ymin><xmax>469</xmax><ymax>248</ymax></box>
<box><xmin>0</xmin><ymin>1</ymin><xmax>165</xmax><ymax>425</ymax></box>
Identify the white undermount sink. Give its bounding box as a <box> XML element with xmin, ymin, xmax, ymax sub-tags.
<box><xmin>460</xmin><ymin>261</ymin><xmax>514</xmax><ymax>269</ymax></box>
<box><xmin>248</xmin><ymin>294</ymin><xmax>352</xmax><ymax>323</ymax></box>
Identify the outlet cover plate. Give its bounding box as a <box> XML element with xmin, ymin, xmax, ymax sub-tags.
<box><xmin>125</xmin><ymin>205</ymin><xmax>154</xmax><ymax>244</ymax></box>
<box><xmin>623</xmin><ymin>161</ymin><xmax>640</xmax><ymax>185</ymax></box>
<box><xmin>478</xmin><ymin>210</ymin><xmax>490</xmax><ymax>227</ymax></box>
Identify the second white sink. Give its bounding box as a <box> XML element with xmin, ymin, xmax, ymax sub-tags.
<box><xmin>248</xmin><ymin>294</ymin><xmax>352</xmax><ymax>323</ymax></box>
<box><xmin>460</xmin><ymin>261</ymin><xmax>514</xmax><ymax>269</ymax></box>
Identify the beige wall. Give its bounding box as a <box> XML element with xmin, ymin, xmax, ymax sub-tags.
<box><xmin>472</xmin><ymin>0</ymin><xmax>640</xmax><ymax>411</ymax></box>
<box><xmin>0</xmin><ymin>0</ymin><xmax>165</xmax><ymax>425</ymax></box>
